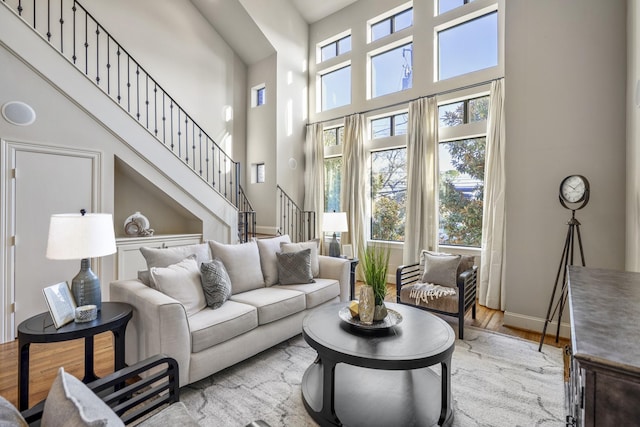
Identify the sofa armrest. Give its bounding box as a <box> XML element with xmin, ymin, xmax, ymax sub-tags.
<box><xmin>318</xmin><ymin>255</ymin><xmax>350</xmax><ymax>302</ymax></box>
<box><xmin>22</xmin><ymin>355</ymin><xmax>181</xmax><ymax>425</ymax></box>
<box><xmin>110</xmin><ymin>279</ymin><xmax>191</xmax><ymax>387</ymax></box>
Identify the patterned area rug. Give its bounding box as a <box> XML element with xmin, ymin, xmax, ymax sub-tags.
<box><xmin>181</xmin><ymin>327</ymin><xmax>564</xmax><ymax>427</ymax></box>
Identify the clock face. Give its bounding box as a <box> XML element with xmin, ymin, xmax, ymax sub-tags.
<box><xmin>560</xmin><ymin>175</ymin><xmax>587</xmax><ymax>203</ymax></box>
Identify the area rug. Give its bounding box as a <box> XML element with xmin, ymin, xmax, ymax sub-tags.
<box><xmin>181</xmin><ymin>327</ymin><xmax>564</xmax><ymax>427</ymax></box>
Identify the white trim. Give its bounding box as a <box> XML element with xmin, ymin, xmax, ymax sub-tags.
<box><xmin>503</xmin><ymin>310</ymin><xmax>571</xmax><ymax>339</ymax></box>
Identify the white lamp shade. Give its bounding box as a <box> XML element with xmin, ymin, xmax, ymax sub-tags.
<box><xmin>46</xmin><ymin>213</ymin><xmax>117</xmax><ymax>260</ymax></box>
<box><xmin>322</xmin><ymin>212</ymin><xmax>349</xmax><ymax>233</ymax></box>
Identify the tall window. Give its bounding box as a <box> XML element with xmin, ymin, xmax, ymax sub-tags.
<box><xmin>323</xmin><ymin>126</ymin><xmax>344</xmax><ymax>146</ymax></box>
<box><xmin>437</xmin><ymin>95</ymin><xmax>489</xmax><ymax>247</ymax></box>
<box><xmin>370</xmin><ymin>7</ymin><xmax>414</xmax><ymax>42</ymax></box>
<box><xmin>371</xmin><ymin>148</ymin><xmax>407</xmax><ymax>242</ymax></box>
<box><xmin>438</xmin><ymin>11</ymin><xmax>498</xmax><ymax>80</ymax></box>
<box><xmin>371</xmin><ymin>43</ymin><xmax>413</xmax><ymax>98</ymax></box>
<box><xmin>371</xmin><ymin>113</ymin><xmax>408</xmax><ymax>139</ymax></box>
<box><xmin>324</xmin><ymin>157</ymin><xmax>342</xmax><ymax>212</ymax></box>
<box><xmin>320</xmin><ymin>35</ymin><xmax>352</xmax><ymax>62</ymax></box>
<box><xmin>438</xmin><ymin>0</ymin><xmax>476</xmax><ymax>15</ymax></box>
<box><xmin>321</xmin><ymin>65</ymin><xmax>351</xmax><ymax>111</ymax></box>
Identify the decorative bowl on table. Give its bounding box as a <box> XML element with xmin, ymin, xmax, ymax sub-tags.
<box><xmin>338</xmin><ymin>305</ymin><xmax>402</xmax><ymax>331</ymax></box>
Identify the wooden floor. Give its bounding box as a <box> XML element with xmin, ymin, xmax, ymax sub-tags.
<box><xmin>0</xmin><ymin>285</ymin><xmax>569</xmax><ymax>410</ymax></box>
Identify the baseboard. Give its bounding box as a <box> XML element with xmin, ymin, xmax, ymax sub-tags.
<box><xmin>503</xmin><ymin>311</ymin><xmax>571</xmax><ymax>339</ymax></box>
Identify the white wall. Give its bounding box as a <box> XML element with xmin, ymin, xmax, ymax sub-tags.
<box><xmin>503</xmin><ymin>0</ymin><xmax>627</xmax><ymax>334</ymax></box>
<box><xmin>627</xmin><ymin>0</ymin><xmax>640</xmax><ymax>272</ymax></box>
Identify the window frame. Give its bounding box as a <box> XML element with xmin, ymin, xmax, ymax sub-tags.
<box><xmin>250</xmin><ymin>84</ymin><xmax>266</xmax><ymax>108</ymax></box>
<box><xmin>367</xmin><ymin>2</ymin><xmax>414</xmax><ymax>43</ymax></box>
<box><xmin>367</xmin><ymin>36</ymin><xmax>413</xmax><ymax>100</ymax></box>
<box><xmin>318</xmin><ymin>62</ymin><xmax>352</xmax><ymax>112</ymax></box>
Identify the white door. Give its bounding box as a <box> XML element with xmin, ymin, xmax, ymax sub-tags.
<box><xmin>8</xmin><ymin>143</ymin><xmax>98</xmax><ymax>338</ymax></box>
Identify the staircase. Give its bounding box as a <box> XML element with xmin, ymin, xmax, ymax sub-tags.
<box><xmin>276</xmin><ymin>185</ymin><xmax>316</xmax><ymax>243</ymax></box>
<box><xmin>1</xmin><ymin>0</ymin><xmax>255</xmax><ymax>241</ymax></box>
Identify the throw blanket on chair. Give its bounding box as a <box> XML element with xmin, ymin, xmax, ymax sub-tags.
<box><xmin>409</xmin><ymin>282</ymin><xmax>457</xmax><ymax>305</ymax></box>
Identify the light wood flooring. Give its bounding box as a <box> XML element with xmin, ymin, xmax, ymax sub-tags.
<box><xmin>0</xmin><ymin>284</ymin><xmax>569</xmax><ymax>410</ymax></box>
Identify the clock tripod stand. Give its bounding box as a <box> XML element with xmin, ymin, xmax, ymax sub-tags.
<box><xmin>538</xmin><ymin>174</ymin><xmax>589</xmax><ymax>352</ymax></box>
<box><xmin>538</xmin><ymin>210</ymin><xmax>585</xmax><ymax>351</ymax></box>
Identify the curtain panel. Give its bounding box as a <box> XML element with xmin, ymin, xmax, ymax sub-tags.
<box><xmin>303</xmin><ymin>123</ymin><xmax>325</xmax><ymax>239</ymax></box>
<box><xmin>403</xmin><ymin>97</ymin><xmax>439</xmax><ymax>264</ymax></box>
<box><xmin>479</xmin><ymin>78</ymin><xmax>506</xmax><ymax>310</ymax></box>
<box><xmin>340</xmin><ymin>114</ymin><xmax>367</xmax><ymax>259</ymax></box>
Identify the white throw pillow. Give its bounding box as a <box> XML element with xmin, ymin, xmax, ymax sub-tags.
<box><xmin>42</xmin><ymin>367</ymin><xmax>124</xmax><ymax>426</ymax></box>
<box><xmin>208</xmin><ymin>240</ymin><xmax>265</xmax><ymax>294</ymax></box>
<box><xmin>281</xmin><ymin>239</ymin><xmax>320</xmax><ymax>277</ymax></box>
<box><xmin>150</xmin><ymin>257</ymin><xmax>207</xmax><ymax>317</ymax></box>
<box><xmin>140</xmin><ymin>243</ymin><xmax>211</xmax><ymax>269</ymax></box>
<box><xmin>257</xmin><ymin>235</ymin><xmax>291</xmax><ymax>286</ymax></box>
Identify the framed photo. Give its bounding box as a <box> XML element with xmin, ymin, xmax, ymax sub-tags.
<box><xmin>342</xmin><ymin>244</ymin><xmax>353</xmax><ymax>259</ymax></box>
<box><xmin>42</xmin><ymin>282</ymin><xmax>77</xmax><ymax>328</ymax></box>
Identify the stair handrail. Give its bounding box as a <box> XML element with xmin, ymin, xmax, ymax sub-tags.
<box><xmin>2</xmin><ymin>0</ymin><xmax>243</xmax><ymax>208</ymax></box>
<box><xmin>276</xmin><ymin>185</ymin><xmax>316</xmax><ymax>243</ymax></box>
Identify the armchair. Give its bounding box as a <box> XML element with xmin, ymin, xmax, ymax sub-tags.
<box><xmin>396</xmin><ymin>251</ymin><xmax>477</xmax><ymax>339</ymax></box>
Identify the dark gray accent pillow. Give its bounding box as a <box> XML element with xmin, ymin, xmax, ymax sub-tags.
<box><xmin>421</xmin><ymin>252</ymin><xmax>461</xmax><ymax>288</ymax></box>
<box><xmin>276</xmin><ymin>249</ymin><xmax>315</xmax><ymax>285</ymax></box>
<box><xmin>200</xmin><ymin>259</ymin><xmax>232</xmax><ymax>309</ymax></box>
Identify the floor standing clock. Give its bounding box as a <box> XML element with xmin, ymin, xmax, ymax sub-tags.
<box><xmin>539</xmin><ymin>175</ymin><xmax>590</xmax><ymax>351</ymax></box>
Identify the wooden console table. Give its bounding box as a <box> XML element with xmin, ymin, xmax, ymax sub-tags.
<box><xmin>567</xmin><ymin>266</ymin><xmax>640</xmax><ymax>426</ymax></box>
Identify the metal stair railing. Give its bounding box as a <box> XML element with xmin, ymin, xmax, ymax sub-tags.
<box><xmin>276</xmin><ymin>185</ymin><xmax>316</xmax><ymax>243</ymax></box>
<box><xmin>2</xmin><ymin>0</ymin><xmax>244</xmax><ymax>209</ymax></box>
<box><xmin>238</xmin><ymin>186</ymin><xmax>256</xmax><ymax>243</ymax></box>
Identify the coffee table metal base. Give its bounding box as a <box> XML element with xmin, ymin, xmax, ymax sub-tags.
<box><xmin>302</xmin><ymin>358</ymin><xmax>453</xmax><ymax>427</ymax></box>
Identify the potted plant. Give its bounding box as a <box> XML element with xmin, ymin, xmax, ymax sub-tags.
<box><xmin>359</xmin><ymin>244</ymin><xmax>390</xmax><ymax>321</ymax></box>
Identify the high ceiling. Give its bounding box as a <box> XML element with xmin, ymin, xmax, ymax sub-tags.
<box><xmin>289</xmin><ymin>0</ymin><xmax>357</xmax><ymax>23</ymax></box>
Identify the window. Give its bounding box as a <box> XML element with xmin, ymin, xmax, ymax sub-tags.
<box><xmin>371</xmin><ymin>148</ymin><xmax>407</xmax><ymax>242</ymax></box>
<box><xmin>371</xmin><ymin>8</ymin><xmax>414</xmax><ymax>42</ymax></box>
<box><xmin>438</xmin><ymin>96</ymin><xmax>489</xmax><ymax>127</ymax></box>
<box><xmin>438</xmin><ymin>11</ymin><xmax>498</xmax><ymax>80</ymax></box>
<box><xmin>256</xmin><ymin>163</ymin><xmax>265</xmax><ymax>183</ymax></box>
<box><xmin>251</xmin><ymin>84</ymin><xmax>266</xmax><ymax>107</ymax></box>
<box><xmin>321</xmin><ymin>65</ymin><xmax>351</xmax><ymax>111</ymax></box>
<box><xmin>438</xmin><ymin>137</ymin><xmax>485</xmax><ymax>247</ymax></box>
<box><xmin>324</xmin><ymin>126</ymin><xmax>344</xmax><ymax>146</ymax></box>
<box><xmin>324</xmin><ymin>157</ymin><xmax>342</xmax><ymax>212</ymax></box>
<box><xmin>320</xmin><ymin>35</ymin><xmax>352</xmax><ymax>62</ymax></box>
<box><xmin>438</xmin><ymin>0</ymin><xmax>476</xmax><ymax>15</ymax></box>
<box><xmin>371</xmin><ymin>43</ymin><xmax>412</xmax><ymax>98</ymax></box>
<box><xmin>371</xmin><ymin>113</ymin><xmax>408</xmax><ymax>139</ymax></box>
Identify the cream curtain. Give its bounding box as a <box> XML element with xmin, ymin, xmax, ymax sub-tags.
<box><xmin>403</xmin><ymin>97</ymin><xmax>439</xmax><ymax>264</ymax></box>
<box><xmin>340</xmin><ymin>114</ymin><xmax>367</xmax><ymax>259</ymax></box>
<box><xmin>479</xmin><ymin>78</ymin><xmax>506</xmax><ymax>310</ymax></box>
<box><xmin>303</xmin><ymin>123</ymin><xmax>325</xmax><ymax>238</ymax></box>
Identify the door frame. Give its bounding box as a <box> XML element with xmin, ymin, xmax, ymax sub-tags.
<box><xmin>1</xmin><ymin>139</ymin><xmax>102</xmax><ymax>343</ymax></box>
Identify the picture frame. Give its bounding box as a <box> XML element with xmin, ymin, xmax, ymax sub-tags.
<box><xmin>42</xmin><ymin>282</ymin><xmax>77</xmax><ymax>328</ymax></box>
<box><xmin>342</xmin><ymin>244</ymin><xmax>353</xmax><ymax>259</ymax></box>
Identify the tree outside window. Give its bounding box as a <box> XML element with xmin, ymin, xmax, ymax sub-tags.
<box><xmin>324</xmin><ymin>157</ymin><xmax>342</xmax><ymax>212</ymax></box>
<box><xmin>371</xmin><ymin>148</ymin><xmax>407</xmax><ymax>241</ymax></box>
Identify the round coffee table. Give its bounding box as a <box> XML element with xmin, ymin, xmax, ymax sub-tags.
<box><xmin>301</xmin><ymin>302</ymin><xmax>455</xmax><ymax>427</ymax></box>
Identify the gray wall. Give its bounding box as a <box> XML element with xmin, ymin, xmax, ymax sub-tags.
<box><xmin>503</xmin><ymin>0</ymin><xmax>627</xmax><ymax>333</ymax></box>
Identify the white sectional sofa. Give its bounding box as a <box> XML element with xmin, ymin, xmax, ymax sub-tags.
<box><xmin>110</xmin><ymin>235</ymin><xmax>350</xmax><ymax>387</ymax></box>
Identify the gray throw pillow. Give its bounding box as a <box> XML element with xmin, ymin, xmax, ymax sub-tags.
<box><xmin>276</xmin><ymin>249</ymin><xmax>315</xmax><ymax>285</ymax></box>
<box><xmin>280</xmin><ymin>239</ymin><xmax>320</xmax><ymax>277</ymax></box>
<box><xmin>421</xmin><ymin>252</ymin><xmax>461</xmax><ymax>288</ymax></box>
<box><xmin>42</xmin><ymin>367</ymin><xmax>124</xmax><ymax>426</ymax></box>
<box><xmin>200</xmin><ymin>259</ymin><xmax>232</xmax><ymax>309</ymax></box>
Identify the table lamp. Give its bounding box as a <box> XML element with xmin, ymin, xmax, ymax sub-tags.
<box><xmin>322</xmin><ymin>212</ymin><xmax>348</xmax><ymax>257</ymax></box>
<box><xmin>46</xmin><ymin>209</ymin><xmax>116</xmax><ymax>310</ymax></box>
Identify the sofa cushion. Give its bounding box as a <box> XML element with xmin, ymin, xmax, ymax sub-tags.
<box><xmin>256</xmin><ymin>234</ymin><xmax>291</xmax><ymax>286</ymax></box>
<box><xmin>230</xmin><ymin>288</ymin><xmax>305</xmax><ymax>325</ymax></box>
<box><xmin>141</xmin><ymin>243</ymin><xmax>210</xmax><ymax>270</ymax></box>
<box><xmin>0</xmin><ymin>396</ymin><xmax>27</xmax><ymax>427</ymax></box>
<box><xmin>420</xmin><ymin>251</ymin><xmax>461</xmax><ymax>288</ymax></box>
<box><xmin>209</xmin><ymin>240</ymin><xmax>265</xmax><ymax>293</ymax></box>
<box><xmin>274</xmin><ymin>278</ymin><xmax>340</xmax><ymax>309</ymax></box>
<box><xmin>150</xmin><ymin>257</ymin><xmax>206</xmax><ymax>317</ymax></box>
<box><xmin>188</xmin><ymin>301</ymin><xmax>258</xmax><ymax>353</ymax></box>
<box><xmin>281</xmin><ymin>239</ymin><xmax>320</xmax><ymax>277</ymax></box>
<box><xmin>276</xmin><ymin>249</ymin><xmax>314</xmax><ymax>285</ymax></box>
<box><xmin>420</xmin><ymin>250</ymin><xmax>474</xmax><ymax>277</ymax></box>
<box><xmin>42</xmin><ymin>367</ymin><xmax>124</xmax><ymax>427</ymax></box>
<box><xmin>200</xmin><ymin>259</ymin><xmax>232</xmax><ymax>309</ymax></box>
<box><xmin>400</xmin><ymin>283</ymin><xmax>459</xmax><ymax>313</ymax></box>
